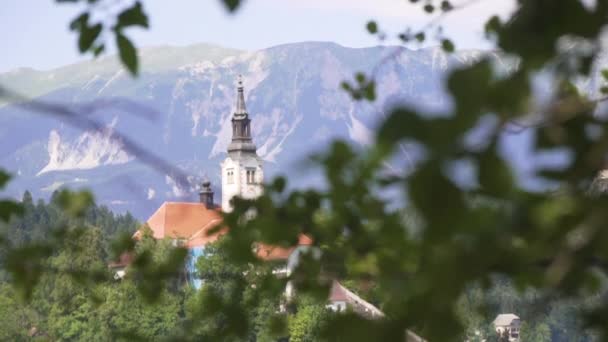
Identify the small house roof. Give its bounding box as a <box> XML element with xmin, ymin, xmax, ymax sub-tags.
<box><xmin>329</xmin><ymin>281</ymin><xmax>384</xmax><ymax>318</ymax></box>
<box><xmin>493</xmin><ymin>313</ymin><xmax>520</xmax><ymax>326</ymax></box>
<box><xmin>255</xmin><ymin>235</ymin><xmax>313</xmax><ymax>261</ymax></box>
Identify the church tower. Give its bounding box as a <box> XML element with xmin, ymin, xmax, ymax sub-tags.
<box><xmin>221</xmin><ymin>76</ymin><xmax>264</xmax><ymax>212</ymax></box>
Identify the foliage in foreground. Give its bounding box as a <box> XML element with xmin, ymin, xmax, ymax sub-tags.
<box><xmin>3</xmin><ymin>0</ymin><xmax>608</xmax><ymax>340</ymax></box>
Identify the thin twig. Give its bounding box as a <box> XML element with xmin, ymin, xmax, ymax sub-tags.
<box><xmin>0</xmin><ymin>86</ymin><xmax>191</xmax><ymax>190</ymax></box>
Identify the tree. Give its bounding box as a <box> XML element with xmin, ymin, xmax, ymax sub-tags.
<box><xmin>288</xmin><ymin>296</ymin><xmax>331</xmax><ymax>342</ymax></box>
<box><xmin>99</xmin><ymin>281</ymin><xmax>180</xmax><ymax>340</ymax></box>
<box><xmin>183</xmin><ymin>237</ymin><xmax>285</xmax><ymax>341</ymax></box>
<box><xmin>520</xmin><ymin>321</ymin><xmax>552</xmax><ymax>342</ymax></box>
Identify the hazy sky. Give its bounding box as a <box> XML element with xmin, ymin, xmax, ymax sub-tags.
<box><xmin>0</xmin><ymin>0</ymin><xmax>516</xmax><ymax>72</ymax></box>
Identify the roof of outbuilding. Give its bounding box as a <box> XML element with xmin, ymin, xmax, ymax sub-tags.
<box><xmin>255</xmin><ymin>235</ymin><xmax>313</xmax><ymax>260</ymax></box>
<box><xmin>493</xmin><ymin>313</ymin><xmax>520</xmax><ymax>326</ymax></box>
<box><xmin>328</xmin><ymin>281</ymin><xmax>385</xmax><ymax>318</ymax></box>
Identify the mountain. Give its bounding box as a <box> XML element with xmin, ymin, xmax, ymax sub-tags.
<box><xmin>0</xmin><ymin>41</ymin><xmax>572</xmax><ymax>219</ymax></box>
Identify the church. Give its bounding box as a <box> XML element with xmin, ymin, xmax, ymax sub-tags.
<box><xmin>121</xmin><ymin>76</ymin><xmax>311</xmax><ymax>285</ymax></box>
<box><xmin>111</xmin><ymin>76</ymin><xmax>387</xmax><ymax>319</ymax></box>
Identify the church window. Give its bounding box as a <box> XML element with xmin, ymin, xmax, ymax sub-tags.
<box><xmin>246</xmin><ymin>169</ymin><xmax>256</xmax><ymax>184</ymax></box>
<box><xmin>227</xmin><ymin>169</ymin><xmax>234</xmax><ymax>184</ymax></box>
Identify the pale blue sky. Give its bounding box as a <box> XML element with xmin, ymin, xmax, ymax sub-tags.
<box><xmin>0</xmin><ymin>0</ymin><xmax>515</xmax><ymax>72</ymax></box>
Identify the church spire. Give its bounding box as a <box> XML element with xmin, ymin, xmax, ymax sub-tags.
<box><xmin>235</xmin><ymin>75</ymin><xmax>247</xmax><ymax>116</ymax></box>
<box><xmin>227</xmin><ymin>75</ymin><xmax>256</xmax><ymax>155</ymax></box>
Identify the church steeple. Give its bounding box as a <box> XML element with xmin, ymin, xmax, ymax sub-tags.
<box><xmin>227</xmin><ymin>75</ymin><xmax>256</xmax><ymax>156</ymax></box>
<box><xmin>221</xmin><ymin>75</ymin><xmax>264</xmax><ymax>212</ymax></box>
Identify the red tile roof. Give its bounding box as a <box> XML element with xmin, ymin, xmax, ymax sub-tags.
<box><xmin>140</xmin><ymin>202</ymin><xmax>223</xmax><ymax>247</ymax></box>
<box><xmin>329</xmin><ymin>281</ymin><xmax>385</xmax><ymax>318</ymax></box>
<box><xmin>329</xmin><ymin>281</ymin><xmax>350</xmax><ymax>302</ymax></box>
<box><xmin>255</xmin><ymin>234</ymin><xmax>313</xmax><ymax>260</ymax></box>
<box><xmin>135</xmin><ymin>201</ymin><xmax>311</xmax><ymax>260</ymax></box>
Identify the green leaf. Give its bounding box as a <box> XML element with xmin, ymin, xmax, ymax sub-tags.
<box><xmin>222</xmin><ymin>0</ymin><xmax>242</xmax><ymax>12</ymax></box>
<box><xmin>484</xmin><ymin>16</ymin><xmax>501</xmax><ymax>36</ymax></box>
<box><xmin>0</xmin><ymin>200</ymin><xmax>23</xmax><ymax>222</ymax></box>
<box><xmin>601</xmin><ymin>69</ymin><xmax>608</xmax><ymax>81</ymax></box>
<box><xmin>363</xmin><ymin>81</ymin><xmax>376</xmax><ymax>101</ymax></box>
<box><xmin>415</xmin><ymin>32</ymin><xmax>425</xmax><ymax>42</ymax></box>
<box><xmin>447</xmin><ymin>60</ymin><xmax>492</xmax><ymax>128</ymax></box>
<box><xmin>69</xmin><ymin>12</ymin><xmax>89</xmax><ymax>31</ymax></box>
<box><xmin>478</xmin><ymin>149</ymin><xmax>514</xmax><ymax>197</ymax></box>
<box><xmin>441</xmin><ymin>38</ymin><xmax>455</xmax><ymax>53</ymax></box>
<box><xmin>377</xmin><ymin>108</ymin><xmax>423</xmax><ymax>145</ymax></box>
<box><xmin>116</xmin><ymin>33</ymin><xmax>138</xmax><ymax>75</ymax></box>
<box><xmin>0</xmin><ymin>170</ymin><xmax>10</xmax><ymax>189</ymax></box>
<box><xmin>423</xmin><ymin>4</ymin><xmax>434</xmax><ymax>13</ymax></box>
<box><xmin>92</xmin><ymin>44</ymin><xmax>105</xmax><ymax>57</ymax></box>
<box><xmin>440</xmin><ymin>0</ymin><xmax>453</xmax><ymax>11</ymax></box>
<box><xmin>78</xmin><ymin>23</ymin><xmax>102</xmax><ymax>53</ymax></box>
<box><xmin>54</xmin><ymin>189</ymin><xmax>94</xmax><ymax>218</ymax></box>
<box><xmin>355</xmin><ymin>72</ymin><xmax>366</xmax><ymax>83</ymax></box>
<box><xmin>366</xmin><ymin>21</ymin><xmax>378</xmax><ymax>34</ymax></box>
<box><xmin>116</xmin><ymin>1</ymin><xmax>149</xmax><ymax>29</ymax></box>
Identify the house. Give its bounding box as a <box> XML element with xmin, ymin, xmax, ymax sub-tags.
<box><xmin>493</xmin><ymin>313</ymin><xmax>521</xmax><ymax>341</ymax></box>
<box><xmin>327</xmin><ymin>281</ymin><xmax>383</xmax><ymax>318</ymax></box>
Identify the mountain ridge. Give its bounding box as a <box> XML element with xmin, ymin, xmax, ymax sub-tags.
<box><xmin>0</xmin><ymin>41</ymin><xmax>515</xmax><ymax>219</ymax></box>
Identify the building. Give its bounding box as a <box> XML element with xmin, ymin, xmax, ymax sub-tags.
<box><xmin>122</xmin><ymin>76</ymin><xmax>404</xmax><ymax>333</ymax></box>
<box><xmin>221</xmin><ymin>76</ymin><xmax>264</xmax><ymax>212</ymax></box>
<box><xmin>327</xmin><ymin>281</ymin><xmax>384</xmax><ymax>318</ymax></box>
<box><xmin>493</xmin><ymin>313</ymin><xmax>521</xmax><ymax>341</ymax></box>
<box><xmin>127</xmin><ymin>76</ymin><xmax>308</xmax><ymax>284</ymax></box>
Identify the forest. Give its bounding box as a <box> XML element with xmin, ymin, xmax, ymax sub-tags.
<box><xmin>0</xmin><ymin>191</ymin><xmax>597</xmax><ymax>341</ymax></box>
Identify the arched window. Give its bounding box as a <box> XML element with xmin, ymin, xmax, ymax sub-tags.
<box><xmin>227</xmin><ymin>169</ymin><xmax>234</xmax><ymax>184</ymax></box>
<box><xmin>246</xmin><ymin>169</ymin><xmax>256</xmax><ymax>184</ymax></box>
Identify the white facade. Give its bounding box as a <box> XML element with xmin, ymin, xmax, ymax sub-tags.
<box><xmin>221</xmin><ymin>154</ymin><xmax>264</xmax><ymax>212</ymax></box>
<box><xmin>493</xmin><ymin>313</ymin><xmax>521</xmax><ymax>342</ymax></box>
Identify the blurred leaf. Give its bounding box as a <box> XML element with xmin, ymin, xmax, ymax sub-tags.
<box><xmin>54</xmin><ymin>189</ymin><xmax>94</xmax><ymax>218</ymax></box>
<box><xmin>92</xmin><ymin>44</ymin><xmax>105</xmax><ymax>57</ymax></box>
<box><xmin>78</xmin><ymin>23</ymin><xmax>102</xmax><ymax>53</ymax></box>
<box><xmin>441</xmin><ymin>38</ymin><xmax>455</xmax><ymax>53</ymax></box>
<box><xmin>222</xmin><ymin>0</ymin><xmax>242</xmax><ymax>12</ymax></box>
<box><xmin>478</xmin><ymin>148</ymin><xmax>514</xmax><ymax>197</ymax></box>
<box><xmin>116</xmin><ymin>33</ymin><xmax>138</xmax><ymax>75</ymax></box>
<box><xmin>366</xmin><ymin>21</ymin><xmax>378</xmax><ymax>34</ymax></box>
<box><xmin>0</xmin><ymin>170</ymin><xmax>10</xmax><ymax>189</ymax></box>
<box><xmin>116</xmin><ymin>1</ymin><xmax>149</xmax><ymax>29</ymax></box>
<box><xmin>440</xmin><ymin>0</ymin><xmax>453</xmax><ymax>12</ymax></box>
<box><xmin>377</xmin><ymin>107</ymin><xmax>427</xmax><ymax>146</ymax></box>
<box><xmin>0</xmin><ymin>200</ymin><xmax>23</xmax><ymax>222</ymax></box>
<box><xmin>69</xmin><ymin>12</ymin><xmax>89</xmax><ymax>31</ymax></box>
<box><xmin>484</xmin><ymin>15</ymin><xmax>502</xmax><ymax>37</ymax></box>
